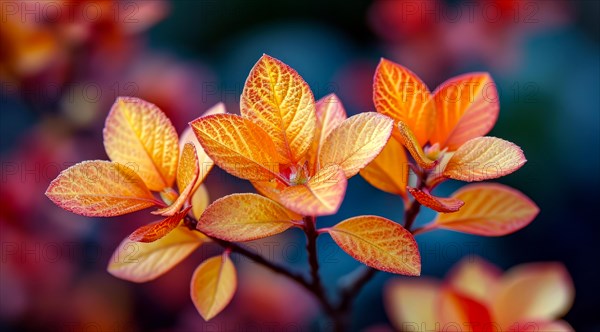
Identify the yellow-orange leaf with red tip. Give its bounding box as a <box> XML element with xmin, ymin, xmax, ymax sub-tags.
<box><xmin>190</xmin><ymin>114</ymin><xmax>285</xmax><ymax>181</ymax></box>
<box><xmin>439</xmin><ymin>287</ymin><xmax>493</xmax><ymax>328</ymax></box>
<box><xmin>279</xmin><ymin>165</ymin><xmax>347</xmax><ymax>216</ymax></box>
<box><xmin>129</xmin><ymin>206</ymin><xmax>192</xmax><ymax>243</ymax></box>
<box><xmin>443</xmin><ymin>137</ymin><xmax>526</xmax><ymax>182</ymax></box>
<box><xmin>407</xmin><ymin>187</ymin><xmax>464</xmax><ymax>213</ymax></box>
<box><xmin>319</xmin><ymin>113</ymin><xmax>394</xmax><ymax>178</ymax></box>
<box><xmin>198</xmin><ymin>194</ymin><xmax>299</xmax><ymax>242</ymax></box>
<box><xmin>108</xmin><ymin>226</ymin><xmax>207</xmax><ymax>283</ymax></box>
<box><xmin>153</xmin><ymin>143</ymin><xmax>200</xmax><ymax>216</ymax></box>
<box><xmin>431</xmin><ymin>73</ymin><xmax>499</xmax><ymax>151</ymax></box>
<box><xmin>327</xmin><ymin>216</ymin><xmax>421</xmax><ymax>275</ymax></box>
<box><xmin>396</xmin><ymin>121</ymin><xmax>437</xmax><ymax>169</ymax></box>
<box><xmin>360</xmin><ymin>137</ymin><xmax>409</xmax><ymax>197</ymax></box>
<box><xmin>103</xmin><ymin>97</ymin><xmax>179</xmax><ymax>191</ymax></box>
<box><xmin>45</xmin><ymin>160</ymin><xmax>158</xmax><ymax>217</ymax></box>
<box><xmin>373</xmin><ymin>58</ymin><xmax>435</xmax><ymax>146</ymax></box>
<box><xmin>308</xmin><ymin>93</ymin><xmax>347</xmax><ymax>172</ymax></box>
<box><xmin>434</xmin><ymin>183</ymin><xmax>539</xmax><ymax>236</ymax></box>
<box><xmin>241</xmin><ymin>54</ymin><xmax>316</xmax><ymax>163</ymax></box>
<box><xmin>190</xmin><ymin>253</ymin><xmax>237</xmax><ymax>321</ymax></box>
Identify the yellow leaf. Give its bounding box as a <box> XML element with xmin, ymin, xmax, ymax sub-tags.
<box><xmin>308</xmin><ymin>93</ymin><xmax>347</xmax><ymax>172</ymax></box>
<box><xmin>360</xmin><ymin>137</ymin><xmax>409</xmax><ymax>197</ymax></box>
<box><xmin>434</xmin><ymin>183</ymin><xmax>539</xmax><ymax>236</ymax></box>
<box><xmin>373</xmin><ymin>58</ymin><xmax>435</xmax><ymax>146</ymax></box>
<box><xmin>279</xmin><ymin>165</ymin><xmax>347</xmax><ymax>216</ymax></box>
<box><xmin>198</xmin><ymin>193</ymin><xmax>299</xmax><ymax>242</ymax></box>
<box><xmin>431</xmin><ymin>73</ymin><xmax>499</xmax><ymax>151</ymax></box>
<box><xmin>45</xmin><ymin>160</ymin><xmax>158</xmax><ymax>217</ymax></box>
<box><xmin>319</xmin><ymin>112</ymin><xmax>394</xmax><ymax>178</ymax></box>
<box><xmin>443</xmin><ymin>137</ymin><xmax>526</xmax><ymax>182</ymax></box>
<box><xmin>396</xmin><ymin>121</ymin><xmax>437</xmax><ymax>169</ymax></box>
<box><xmin>129</xmin><ymin>207</ymin><xmax>192</xmax><ymax>243</ymax></box>
<box><xmin>190</xmin><ymin>114</ymin><xmax>286</xmax><ymax>181</ymax></box>
<box><xmin>190</xmin><ymin>253</ymin><xmax>237</xmax><ymax>321</ymax></box>
<box><xmin>492</xmin><ymin>263</ymin><xmax>574</xmax><ymax>329</ymax></box>
<box><xmin>103</xmin><ymin>97</ymin><xmax>179</xmax><ymax>191</ymax></box>
<box><xmin>241</xmin><ymin>54</ymin><xmax>316</xmax><ymax>163</ymax></box>
<box><xmin>108</xmin><ymin>226</ymin><xmax>206</xmax><ymax>283</ymax></box>
<box><xmin>385</xmin><ymin>278</ymin><xmax>441</xmax><ymax>331</ymax></box>
<box><xmin>153</xmin><ymin>143</ymin><xmax>200</xmax><ymax>216</ymax></box>
<box><xmin>407</xmin><ymin>186</ymin><xmax>464</xmax><ymax>213</ymax></box>
<box><xmin>191</xmin><ymin>184</ymin><xmax>210</xmax><ymax>220</ymax></box>
<box><xmin>327</xmin><ymin>216</ymin><xmax>421</xmax><ymax>275</ymax></box>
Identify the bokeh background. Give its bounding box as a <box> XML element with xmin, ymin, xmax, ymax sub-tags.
<box><xmin>1</xmin><ymin>0</ymin><xmax>599</xmax><ymax>331</ymax></box>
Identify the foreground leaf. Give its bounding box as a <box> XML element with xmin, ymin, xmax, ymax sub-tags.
<box><xmin>319</xmin><ymin>113</ymin><xmax>394</xmax><ymax>178</ymax></box>
<box><xmin>279</xmin><ymin>165</ymin><xmax>347</xmax><ymax>216</ymax></box>
<box><xmin>241</xmin><ymin>54</ymin><xmax>316</xmax><ymax>163</ymax></box>
<box><xmin>327</xmin><ymin>216</ymin><xmax>420</xmax><ymax>275</ymax></box>
<box><xmin>190</xmin><ymin>114</ymin><xmax>285</xmax><ymax>181</ymax></box>
<box><xmin>129</xmin><ymin>207</ymin><xmax>192</xmax><ymax>243</ymax></box>
<box><xmin>443</xmin><ymin>137</ymin><xmax>526</xmax><ymax>182</ymax></box>
<box><xmin>103</xmin><ymin>97</ymin><xmax>179</xmax><ymax>191</ymax></box>
<box><xmin>45</xmin><ymin>160</ymin><xmax>158</xmax><ymax>217</ymax></box>
<box><xmin>433</xmin><ymin>183</ymin><xmax>539</xmax><ymax>236</ymax></box>
<box><xmin>431</xmin><ymin>73</ymin><xmax>499</xmax><ymax>151</ymax></box>
<box><xmin>360</xmin><ymin>137</ymin><xmax>409</xmax><ymax>197</ymax></box>
<box><xmin>373</xmin><ymin>58</ymin><xmax>435</xmax><ymax>146</ymax></box>
<box><xmin>190</xmin><ymin>253</ymin><xmax>237</xmax><ymax>321</ymax></box>
<box><xmin>308</xmin><ymin>94</ymin><xmax>347</xmax><ymax>172</ymax></box>
<box><xmin>108</xmin><ymin>226</ymin><xmax>206</xmax><ymax>282</ymax></box>
<box><xmin>385</xmin><ymin>278</ymin><xmax>440</xmax><ymax>331</ymax></box>
<box><xmin>198</xmin><ymin>193</ymin><xmax>299</xmax><ymax>242</ymax></box>
<box><xmin>407</xmin><ymin>187</ymin><xmax>464</xmax><ymax>213</ymax></box>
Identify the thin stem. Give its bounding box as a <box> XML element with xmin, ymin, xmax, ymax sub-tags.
<box><xmin>404</xmin><ymin>198</ymin><xmax>422</xmax><ymax>232</ymax></box>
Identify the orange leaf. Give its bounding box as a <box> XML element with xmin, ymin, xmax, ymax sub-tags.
<box><xmin>373</xmin><ymin>58</ymin><xmax>435</xmax><ymax>146</ymax></box>
<box><xmin>251</xmin><ymin>178</ymin><xmax>287</xmax><ymax>203</ymax></box>
<box><xmin>433</xmin><ymin>183</ymin><xmax>539</xmax><ymax>236</ymax></box>
<box><xmin>319</xmin><ymin>112</ymin><xmax>394</xmax><ymax>178</ymax></box>
<box><xmin>103</xmin><ymin>97</ymin><xmax>179</xmax><ymax>191</ymax></box>
<box><xmin>407</xmin><ymin>186</ymin><xmax>464</xmax><ymax>213</ymax></box>
<box><xmin>492</xmin><ymin>263</ymin><xmax>574</xmax><ymax>328</ymax></box>
<box><xmin>191</xmin><ymin>184</ymin><xmax>210</xmax><ymax>220</ymax></box>
<box><xmin>108</xmin><ymin>226</ymin><xmax>206</xmax><ymax>283</ymax></box>
<box><xmin>129</xmin><ymin>206</ymin><xmax>192</xmax><ymax>243</ymax></box>
<box><xmin>308</xmin><ymin>93</ymin><xmax>347</xmax><ymax>172</ymax></box>
<box><xmin>198</xmin><ymin>194</ymin><xmax>299</xmax><ymax>242</ymax></box>
<box><xmin>385</xmin><ymin>278</ymin><xmax>441</xmax><ymax>331</ymax></box>
<box><xmin>443</xmin><ymin>137</ymin><xmax>526</xmax><ymax>182</ymax></box>
<box><xmin>446</xmin><ymin>256</ymin><xmax>502</xmax><ymax>305</ymax></box>
<box><xmin>190</xmin><ymin>114</ymin><xmax>285</xmax><ymax>181</ymax></box>
<box><xmin>360</xmin><ymin>137</ymin><xmax>409</xmax><ymax>197</ymax></box>
<box><xmin>327</xmin><ymin>216</ymin><xmax>421</xmax><ymax>275</ymax></box>
<box><xmin>45</xmin><ymin>160</ymin><xmax>158</xmax><ymax>217</ymax></box>
<box><xmin>279</xmin><ymin>165</ymin><xmax>347</xmax><ymax>216</ymax></box>
<box><xmin>190</xmin><ymin>253</ymin><xmax>237</xmax><ymax>321</ymax></box>
<box><xmin>396</xmin><ymin>121</ymin><xmax>437</xmax><ymax>169</ymax></box>
<box><xmin>431</xmin><ymin>73</ymin><xmax>499</xmax><ymax>151</ymax></box>
<box><xmin>439</xmin><ymin>287</ymin><xmax>493</xmax><ymax>330</ymax></box>
<box><xmin>241</xmin><ymin>54</ymin><xmax>316</xmax><ymax>163</ymax></box>
<box><xmin>153</xmin><ymin>143</ymin><xmax>200</xmax><ymax>216</ymax></box>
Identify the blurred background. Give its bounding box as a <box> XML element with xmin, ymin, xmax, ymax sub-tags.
<box><xmin>1</xmin><ymin>0</ymin><xmax>598</xmax><ymax>331</ymax></box>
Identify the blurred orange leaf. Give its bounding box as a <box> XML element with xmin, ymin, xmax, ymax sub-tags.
<box><xmin>319</xmin><ymin>113</ymin><xmax>394</xmax><ymax>178</ymax></box>
<box><xmin>360</xmin><ymin>137</ymin><xmax>409</xmax><ymax>197</ymax></box>
<box><xmin>108</xmin><ymin>226</ymin><xmax>206</xmax><ymax>283</ymax></box>
<box><xmin>279</xmin><ymin>165</ymin><xmax>347</xmax><ymax>216</ymax></box>
<box><xmin>327</xmin><ymin>216</ymin><xmax>420</xmax><ymax>275</ymax></box>
<box><xmin>103</xmin><ymin>97</ymin><xmax>179</xmax><ymax>191</ymax></box>
<box><xmin>407</xmin><ymin>186</ymin><xmax>464</xmax><ymax>213</ymax></box>
<box><xmin>433</xmin><ymin>183</ymin><xmax>539</xmax><ymax>236</ymax></box>
<box><xmin>241</xmin><ymin>54</ymin><xmax>316</xmax><ymax>163</ymax></box>
<box><xmin>443</xmin><ymin>137</ymin><xmax>526</xmax><ymax>181</ymax></box>
<box><xmin>45</xmin><ymin>160</ymin><xmax>158</xmax><ymax>217</ymax></box>
<box><xmin>129</xmin><ymin>206</ymin><xmax>192</xmax><ymax>243</ymax></box>
<box><xmin>308</xmin><ymin>93</ymin><xmax>348</xmax><ymax>172</ymax></box>
<box><xmin>373</xmin><ymin>58</ymin><xmax>435</xmax><ymax>146</ymax></box>
<box><xmin>190</xmin><ymin>253</ymin><xmax>237</xmax><ymax>321</ymax></box>
<box><xmin>431</xmin><ymin>73</ymin><xmax>499</xmax><ymax>151</ymax></box>
<box><xmin>198</xmin><ymin>193</ymin><xmax>299</xmax><ymax>242</ymax></box>
<box><xmin>190</xmin><ymin>114</ymin><xmax>285</xmax><ymax>181</ymax></box>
